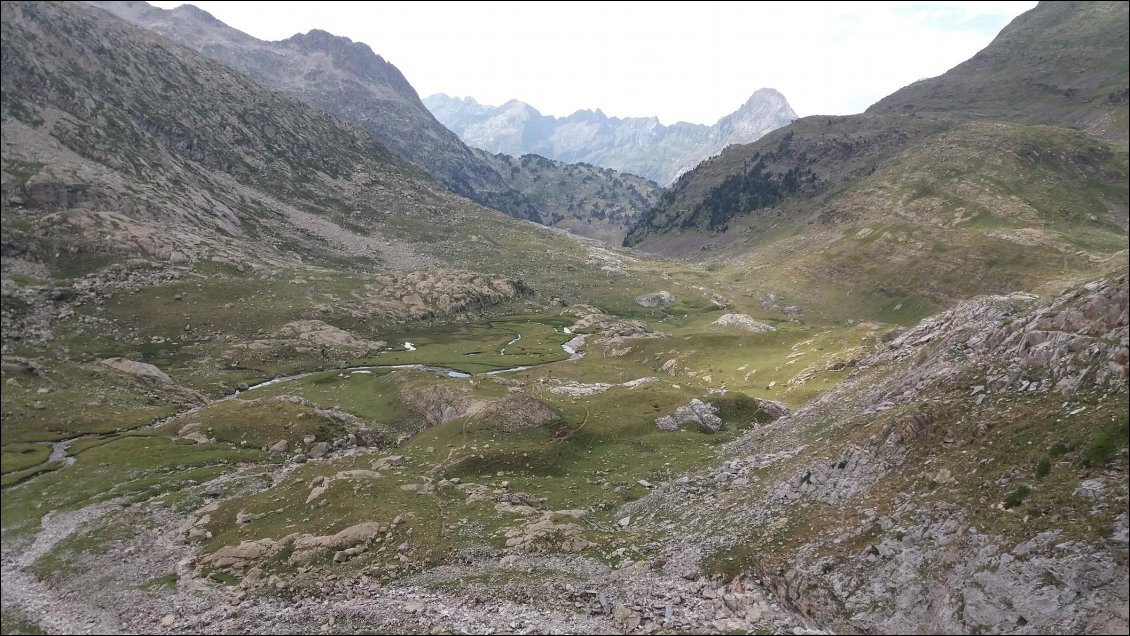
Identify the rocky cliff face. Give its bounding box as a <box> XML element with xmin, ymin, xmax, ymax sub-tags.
<box><xmin>425</xmin><ymin>89</ymin><xmax>797</xmax><ymax>185</ymax></box>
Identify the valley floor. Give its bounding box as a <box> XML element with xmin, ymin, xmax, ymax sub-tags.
<box><xmin>2</xmin><ymin>259</ymin><xmax>1126</xmax><ymax>635</ymax></box>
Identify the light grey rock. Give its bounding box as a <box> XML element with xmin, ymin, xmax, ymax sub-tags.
<box><xmin>657</xmin><ymin>398</ymin><xmax>724</xmax><ymax>432</ymax></box>
<box><xmin>1073</xmin><ymin>479</ymin><xmax>1105</xmax><ymax>498</ymax></box>
<box><xmin>711</xmin><ymin>314</ymin><xmax>777</xmax><ymax>333</ymax></box>
<box><xmin>308</xmin><ymin>441</ymin><xmax>330</xmax><ymax>459</ymax></box>
<box><xmin>373</xmin><ymin>455</ymin><xmax>406</xmax><ymax>470</ymax></box>
<box><xmin>100</xmin><ymin>357</ymin><xmax>172</xmax><ymax>384</ymax></box>
<box><xmin>636</xmin><ymin>291</ymin><xmax>676</xmax><ymax>309</ymax></box>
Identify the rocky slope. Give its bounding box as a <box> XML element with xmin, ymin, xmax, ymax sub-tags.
<box><xmin>425</xmin><ymin>89</ymin><xmax>797</xmax><ymax>185</ymax></box>
<box><xmin>92</xmin><ymin>0</ymin><xmax>659</xmax><ymax>240</ymax></box>
<box><xmin>624</xmin><ymin>1</ymin><xmax>1128</xmax><ymax>323</ymax></box>
<box><xmin>629</xmin><ymin>273</ymin><xmax>1129</xmax><ymax>634</ymax></box>
<box><xmin>90</xmin><ymin>0</ymin><xmax>535</xmax><ymax>219</ymax></box>
<box><xmin>473</xmin><ymin>150</ymin><xmax>660</xmax><ymax>243</ymax></box>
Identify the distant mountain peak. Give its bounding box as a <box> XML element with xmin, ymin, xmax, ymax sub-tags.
<box><xmin>740</xmin><ymin>87</ymin><xmax>787</xmax><ymax>107</ymax></box>
<box><xmin>426</xmin><ymin>90</ymin><xmax>797</xmax><ymax>184</ymax></box>
<box><xmin>169</xmin><ymin>2</ymin><xmax>222</xmax><ymax>24</ymax></box>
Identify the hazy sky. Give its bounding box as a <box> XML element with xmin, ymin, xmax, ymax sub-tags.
<box><xmin>151</xmin><ymin>1</ymin><xmax>1037</xmax><ymax>125</ymax></box>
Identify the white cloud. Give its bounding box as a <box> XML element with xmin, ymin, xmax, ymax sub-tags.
<box><xmin>149</xmin><ymin>0</ymin><xmax>1037</xmax><ymax>124</ymax></box>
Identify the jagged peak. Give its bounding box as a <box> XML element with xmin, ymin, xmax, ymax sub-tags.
<box><xmin>499</xmin><ymin>98</ymin><xmax>540</xmax><ymax>116</ymax></box>
<box><xmin>434</xmin><ymin>93</ymin><xmax>476</xmax><ymax>105</ymax></box>
<box><xmin>284</xmin><ymin>28</ymin><xmax>378</xmax><ymax>58</ymax></box>
<box><xmin>743</xmin><ymin>87</ymin><xmax>786</xmax><ymax>104</ymax></box>
<box><xmin>169</xmin><ymin>2</ymin><xmax>224</xmax><ymax>25</ymax></box>
<box><xmin>563</xmin><ymin>107</ymin><xmax>610</xmax><ymax>124</ymax></box>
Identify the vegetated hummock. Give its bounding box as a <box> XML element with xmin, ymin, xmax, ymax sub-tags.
<box><xmin>1</xmin><ymin>1</ymin><xmax>1126</xmax><ymax>635</ymax></box>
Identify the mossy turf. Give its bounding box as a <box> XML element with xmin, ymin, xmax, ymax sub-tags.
<box><xmin>1</xmin><ymin>430</ymin><xmax>267</xmax><ymax>538</ymax></box>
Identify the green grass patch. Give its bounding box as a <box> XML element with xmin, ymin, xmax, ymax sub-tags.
<box><xmin>1003</xmin><ymin>485</ymin><xmax>1032</xmax><ymax>510</ymax></box>
<box><xmin>1080</xmin><ymin>413</ymin><xmax>1129</xmax><ymax>468</ymax></box>
<box><xmin>177</xmin><ymin>398</ymin><xmax>350</xmax><ymax>449</ymax></box>
<box><xmin>0</xmin><ymin>362</ymin><xmax>180</xmax><ymax>444</ymax></box>
<box><xmin>0</xmin><ymin>610</ymin><xmax>45</xmax><ymax>636</ymax></box>
<box><xmin>1</xmin><ymin>443</ymin><xmax>51</xmax><ymax>474</ymax></box>
<box><xmin>1</xmin><ymin>430</ymin><xmax>266</xmax><ymax>537</ymax></box>
<box><xmin>140</xmin><ymin>573</ymin><xmax>179</xmax><ymax>592</ymax></box>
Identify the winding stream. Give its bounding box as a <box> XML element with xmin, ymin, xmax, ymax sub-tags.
<box><xmin>37</xmin><ymin>331</ymin><xmax>587</xmax><ymax>471</ymax></box>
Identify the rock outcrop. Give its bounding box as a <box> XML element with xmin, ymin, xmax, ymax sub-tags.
<box><xmin>635</xmin><ymin>291</ymin><xmax>675</xmax><ymax>309</ymax></box>
<box><xmin>359</xmin><ymin>271</ymin><xmax>533</xmax><ymax>321</ymax></box>
<box><xmin>711</xmin><ymin>314</ymin><xmax>776</xmax><ymax>333</ymax></box>
<box><xmin>100</xmin><ymin>358</ymin><xmax>172</xmax><ymax>384</ymax></box>
<box><xmin>656</xmin><ymin>398</ymin><xmax>724</xmax><ymax>432</ymax></box>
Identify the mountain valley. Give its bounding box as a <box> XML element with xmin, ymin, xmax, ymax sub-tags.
<box><xmin>1</xmin><ymin>2</ymin><xmax>1126</xmax><ymax>635</ymax></box>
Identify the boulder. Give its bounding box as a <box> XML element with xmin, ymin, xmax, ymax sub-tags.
<box><xmin>711</xmin><ymin>313</ymin><xmax>777</xmax><ymax>333</ymax></box>
<box><xmin>101</xmin><ymin>357</ymin><xmax>171</xmax><ymax>384</ymax></box>
<box><xmin>756</xmin><ymin>399</ymin><xmax>791</xmax><ymax>420</ymax></box>
<box><xmin>502</xmin><ymin>518</ymin><xmax>594</xmax><ymax>554</ymax></box>
<box><xmin>292</xmin><ymin>521</ymin><xmax>384</xmax><ymax>551</ymax></box>
<box><xmin>635</xmin><ymin>291</ymin><xmax>675</xmax><ymax>308</ymax></box>
<box><xmin>656</xmin><ymin>398</ymin><xmax>724</xmax><ymax>432</ymax></box>
<box><xmin>0</xmin><ymin>357</ymin><xmax>44</xmax><ymax>376</ymax></box>
<box><xmin>373</xmin><ymin>455</ymin><xmax>406</xmax><ymax>470</ymax></box>
<box><xmin>204</xmin><ymin>539</ymin><xmax>278</xmax><ymax>568</ymax></box>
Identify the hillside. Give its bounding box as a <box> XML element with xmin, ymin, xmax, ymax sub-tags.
<box><xmin>93</xmin><ymin>0</ymin><xmax>657</xmax><ymax>239</ymax></box>
<box><xmin>626</xmin><ymin>1</ymin><xmax>1129</xmax><ymax>323</ymax></box>
<box><xmin>2</xmin><ymin>8</ymin><xmax>864</xmax><ymax>634</ymax></box>
<box><xmin>630</xmin><ymin>271</ymin><xmax>1129</xmax><ymax>633</ymax></box>
<box><xmin>474</xmin><ymin>150</ymin><xmax>660</xmax><ymax>243</ymax></box>
<box><xmin>426</xmin><ymin>89</ymin><xmax>797</xmax><ymax>185</ymax></box>
<box><xmin>0</xmin><ymin>0</ymin><xmax>681</xmax><ymax>359</ymax></box>
<box><xmin>869</xmin><ymin>0</ymin><xmax>1129</xmax><ymax>140</ymax></box>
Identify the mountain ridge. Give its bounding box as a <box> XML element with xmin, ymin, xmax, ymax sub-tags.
<box><xmin>425</xmin><ymin>88</ymin><xmax>797</xmax><ymax>185</ymax></box>
<box><xmin>92</xmin><ymin>0</ymin><xmax>659</xmax><ymax>240</ymax></box>
<box><xmin>624</xmin><ymin>1</ymin><xmax>1128</xmax><ymax>322</ymax></box>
